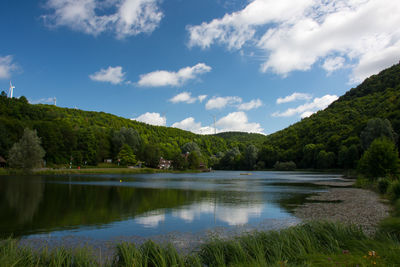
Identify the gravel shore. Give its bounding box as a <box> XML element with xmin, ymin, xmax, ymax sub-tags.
<box><xmin>294</xmin><ymin>185</ymin><xmax>390</xmax><ymax>235</ymax></box>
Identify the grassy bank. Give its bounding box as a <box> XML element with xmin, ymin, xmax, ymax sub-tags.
<box><xmin>2</xmin><ymin>221</ymin><xmax>400</xmax><ymax>266</ymax></box>
<box><xmin>0</xmin><ymin>167</ymin><xmax>204</xmax><ymax>175</ymax></box>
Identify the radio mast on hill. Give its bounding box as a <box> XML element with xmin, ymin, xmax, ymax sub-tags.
<box><xmin>8</xmin><ymin>81</ymin><xmax>15</xmax><ymax>98</ymax></box>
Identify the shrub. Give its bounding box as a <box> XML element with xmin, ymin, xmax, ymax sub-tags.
<box><xmin>388</xmin><ymin>180</ymin><xmax>400</xmax><ymax>201</ymax></box>
<box><xmin>377</xmin><ymin>178</ymin><xmax>391</xmax><ymax>194</ymax></box>
<box><xmin>274</xmin><ymin>161</ymin><xmax>296</xmax><ymax>171</ymax></box>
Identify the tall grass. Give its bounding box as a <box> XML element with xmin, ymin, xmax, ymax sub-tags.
<box><xmin>1</xmin><ymin>222</ymin><xmax>400</xmax><ymax>266</ymax></box>
<box><xmin>0</xmin><ymin>238</ymin><xmax>98</xmax><ymax>266</ymax></box>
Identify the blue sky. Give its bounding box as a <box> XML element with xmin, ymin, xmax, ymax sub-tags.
<box><xmin>1</xmin><ymin>0</ymin><xmax>399</xmax><ymax>135</ymax></box>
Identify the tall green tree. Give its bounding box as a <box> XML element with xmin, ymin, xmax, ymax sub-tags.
<box><xmin>188</xmin><ymin>151</ymin><xmax>201</xmax><ymax>169</ymax></box>
<box><xmin>243</xmin><ymin>144</ymin><xmax>258</xmax><ymax>170</ymax></box>
<box><xmin>8</xmin><ymin>128</ymin><xmax>45</xmax><ymax>170</ymax></box>
<box><xmin>118</xmin><ymin>144</ymin><xmax>136</xmax><ymax>166</ymax></box>
<box><xmin>141</xmin><ymin>143</ymin><xmax>161</xmax><ymax>168</ymax></box>
<box><xmin>360</xmin><ymin>118</ymin><xmax>397</xmax><ymax>150</ymax></box>
<box><xmin>358</xmin><ymin>138</ymin><xmax>399</xmax><ymax>179</ymax></box>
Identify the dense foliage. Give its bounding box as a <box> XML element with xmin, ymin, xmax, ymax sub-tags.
<box><xmin>1</xmin><ymin>62</ymin><xmax>400</xmax><ymax>170</ymax></box>
<box><xmin>262</xmin><ymin>63</ymin><xmax>400</xmax><ymax>169</ymax></box>
<box><xmin>358</xmin><ymin>138</ymin><xmax>399</xmax><ymax>179</ymax></box>
<box><xmin>8</xmin><ymin>128</ymin><xmax>45</xmax><ymax>170</ymax></box>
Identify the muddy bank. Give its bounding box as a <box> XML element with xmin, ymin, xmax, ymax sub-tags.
<box><xmin>294</xmin><ymin>186</ymin><xmax>390</xmax><ymax>235</ymax></box>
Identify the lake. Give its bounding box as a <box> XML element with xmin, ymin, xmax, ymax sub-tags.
<box><xmin>0</xmin><ymin>171</ymin><xmax>343</xmax><ymax>241</ymax></box>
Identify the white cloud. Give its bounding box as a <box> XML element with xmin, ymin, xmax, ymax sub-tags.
<box><xmin>132</xmin><ymin>112</ymin><xmax>166</xmax><ymax>126</ymax></box>
<box><xmin>89</xmin><ymin>66</ymin><xmax>126</xmax><ymax>84</ymax></box>
<box><xmin>238</xmin><ymin>99</ymin><xmax>262</xmax><ymax>110</ymax></box>
<box><xmin>169</xmin><ymin>92</ymin><xmax>196</xmax><ymax>104</ymax></box>
<box><xmin>0</xmin><ymin>55</ymin><xmax>18</xmax><ymax>79</ymax></box>
<box><xmin>216</xmin><ymin>111</ymin><xmax>264</xmax><ymax>133</ymax></box>
<box><xmin>188</xmin><ymin>0</ymin><xmax>400</xmax><ymax>82</ymax></box>
<box><xmin>322</xmin><ymin>56</ymin><xmax>346</xmax><ymax>74</ymax></box>
<box><xmin>169</xmin><ymin>92</ymin><xmax>207</xmax><ymax>104</ymax></box>
<box><xmin>276</xmin><ymin>92</ymin><xmax>312</xmax><ymax>104</ymax></box>
<box><xmin>138</xmin><ymin>63</ymin><xmax>211</xmax><ymax>87</ymax></box>
<box><xmin>205</xmin><ymin>96</ymin><xmax>242</xmax><ymax>110</ymax></box>
<box><xmin>42</xmin><ymin>0</ymin><xmax>163</xmax><ymax>39</ymax></box>
<box><xmin>172</xmin><ymin>117</ymin><xmax>202</xmax><ymax>132</ymax></box>
<box><xmin>272</xmin><ymin>94</ymin><xmax>338</xmax><ymax>118</ymax></box>
<box><xmin>172</xmin><ymin>112</ymin><xmax>264</xmax><ymax>134</ymax></box>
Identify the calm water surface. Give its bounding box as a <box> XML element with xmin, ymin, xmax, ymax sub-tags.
<box><xmin>0</xmin><ymin>171</ymin><xmax>343</xmax><ymax>240</ymax></box>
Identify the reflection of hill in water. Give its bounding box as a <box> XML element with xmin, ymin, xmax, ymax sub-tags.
<box><xmin>0</xmin><ymin>173</ymin><xmax>330</xmax><ymax>238</ymax></box>
<box><xmin>0</xmin><ymin>176</ymin><xmax>211</xmax><ymax>237</ymax></box>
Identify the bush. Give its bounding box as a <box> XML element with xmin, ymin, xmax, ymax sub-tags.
<box><xmin>388</xmin><ymin>180</ymin><xmax>400</xmax><ymax>201</ymax></box>
<box><xmin>378</xmin><ymin>178</ymin><xmax>391</xmax><ymax>194</ymax></box>
<box><xmin>274</xmin><ymin>161</ymin><xmax>296</xmax><ymax>171</ymax></box>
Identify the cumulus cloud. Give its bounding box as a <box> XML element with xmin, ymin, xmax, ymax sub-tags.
<box><xmin>205</xmin><ymin>96</ymin><xmax>242</xmax><ymax>110</ymax></box>
<box><xmin>238</xmin><ymin>99</ymin><xmax>262</xmax><ymax>110</ymax></box>
<box><xmin>42</xmin><ymin>0</ymin><xmax>163</xmax><ymax>39</ymax></box>
<box><xmin>0</xmin><ymin>55</ymin><xmax>18</xmax><ymax>79</ymax></box>
<box><xmin>172</xmin><ymin>112</ymin><xmax>264</xmax><ymax>134</ymax></box>
<box><xmin>138</xmin><ymin>63</ymin><xmax>211</xmax><ymax>87</ymax></box>
<box><xmin>322</xmin><ymin>56</ymin><xmax>346</xmax><ymax>74</ymax></box>
<box><xmin>216</xmin><ymin>111</ymin><xmax>264</xmax><ymax>133</ymax></box>
<box><xmin>169</xmin><ymin>92</ymin><xmax>207</xmax><ymax>104</ymax></box>
<box><xmin>272</xmin><ymin>94</ymin><xmax>338</xmax><ymax>118</ymax></box>
<box><xmin>132</xmin><ymin>112</ymin><xmax>166</xmax><ymax>126</ymax></box>
<box><xmin>172</xmin><ymin>117</ymin><xmax>203</xmax><ymax>132</ymax></box>
<box><xmin>89</xmin><ymin>66</ymin><xmax>126</xmax><ymax>84</ymax></box>
<box><xmin>276</xmin><ymin>92</ymin><xmax>312</xmax><ymax>104</ymax></box>
<box><xmin>188</xmin><ymin>0</ymin><xmax>400</xmax><ymax>82</ymax></box>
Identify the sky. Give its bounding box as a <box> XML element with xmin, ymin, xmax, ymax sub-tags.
<box><xmin>1</xmin><ymin>0</ymin><xmax>400</xmax><ymax>135</ymax></box>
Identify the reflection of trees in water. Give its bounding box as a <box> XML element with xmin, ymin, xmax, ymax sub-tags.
<box><xmin>5</xmin><ymin>177</ymin><xmax>44</xmax><ymax>224</ymax></box>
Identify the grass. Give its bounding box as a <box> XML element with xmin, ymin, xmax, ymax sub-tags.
<box><xmin>1</xmin><ymin>221</ymin><xmax>400</xmax><ymax>266</ymax></box>
<box><xmin>0</xmin><ymin>167</ymin><xmax>203</xmax><ymax>176</ymax></box>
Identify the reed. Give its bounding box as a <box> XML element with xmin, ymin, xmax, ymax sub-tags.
<box><xmin>1</xmin><ymin>222</ymin><xmax>400</xmax><ymax>266</ymax></box>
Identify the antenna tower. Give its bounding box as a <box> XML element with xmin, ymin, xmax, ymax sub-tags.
<box><xmin>213</xmin><ymin>115</ymin><xmax>216</xmax><ymax>135</ymax></box>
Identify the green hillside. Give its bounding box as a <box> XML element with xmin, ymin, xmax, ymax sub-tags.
<box><xmin>1</xmin><ymin>62</ymin><xmax>400</xmax><ymax>170</ymax></box>
<box><xmin>0</xmin><ymin>95</ymin><xmax>230</xmax><ymax>166</ymax></box>
<box><xmin>263</xmin><ymin>62</ymin><xmax>400</xmax><ymax>168</ymax></box>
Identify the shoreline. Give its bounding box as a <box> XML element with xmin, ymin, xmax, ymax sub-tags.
<box><xmin>294</xmin><ymin>181</ymin><xmax>390</xmax><ymax>235</ymax></box>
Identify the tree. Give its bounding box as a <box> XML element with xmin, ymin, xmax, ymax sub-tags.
<box><xmin>141</xmin><ymin>143</ymin><xmax>161</xmax><ymax>168</ymax></box>
<box><xmin>358</xmin><ymin>138</ymin><xmax>399</xmax><ymax>179</ymax></box>
<box><xmin>316</xmin><ymin>150</ymin><xmax>335</xmax><ymax>169</ymax></box>
<box><xmin>172</xmin><ymin>152</ymin><xmax>188</xmax><ymax>170</ymax></box>
<box><xmin>360</xmin><ymin>118</ymin><xmax>397</xmax><ymax>150</ymax></box>
<box><xmin>112</xmin><ymin>127</ymin><xmax>142</xmax><ymax>157</ymax></box>
<box><xmin>258</xmin><ymin>145</ymin><xmax>278</xmax><ymax>168</ymax></box>
<box><xmin>243</xmin><ymin>144</ymin><xmax>258</xmax><ymax>170</ymax></box>
<box><xmin>188</xmin><ymin>151</ymin><xmax>201</xmax><ymax>169</ymax></box>
<box><xmin>8</xmin><ymin>128</ymin><xmax>45</xmax><ymax>170</ymax></box>
<box><xmin>118</xmin><ymin>144</ymin><xmax>136</xmax><ymax>166</ymax></box>
<box><xmin>181</xmin><ymin>142</ymin><xmax>201</xmax><ymax>154</ymax></box>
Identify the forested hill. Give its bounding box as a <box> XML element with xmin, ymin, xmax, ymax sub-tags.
<box><xmin>1</xmin><ymin>62</ymin><xmax>400</xmax><ymax>170</ymax></box>
<box><xmin>263</xmin><ymin>62</ymin><xmax>400</xmax><ymax>168</ymax></box>
<box><xmin>0</xmin><ymin>95</ymin><xmax>233</xmax><ymax>165</ymax></box>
